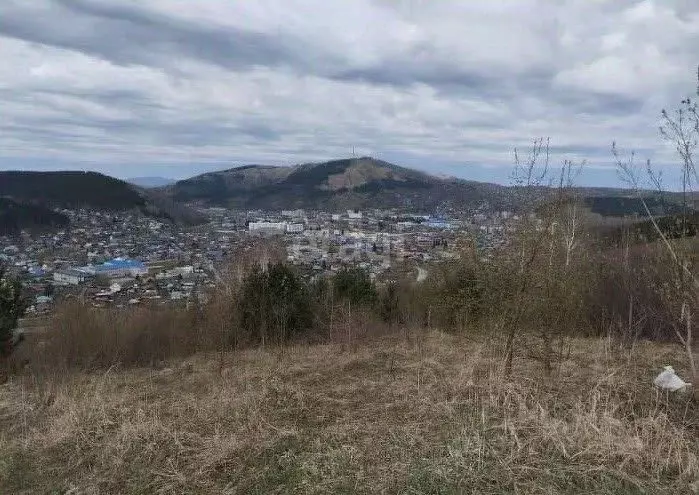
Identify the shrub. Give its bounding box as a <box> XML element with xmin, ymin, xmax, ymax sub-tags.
<box><xmin>238</xmin><ymin>263</ymin><xmax>314</xmax><ymax>346</ymax></box>
<box><xmin>379</xmin><ymin>282</ymin><xmax>400</xmax><ymax>326</ymax></box>
<box><xmin>0</xmin><ymin>266</ymin><xmax>26</xmax><ymax>357</ymax></box>
<box><xmin>28</xmin><ymin>302</ymin><xmax>203</xmax><ymax>372</ymax></box>
<box><xmin>436</xmin><ymin>263</ymin><xmax>486</xmax><ymax>331</ymax></box>
<box><xmin>333</xmin><ymin>267</ymin><xmax>377</xmax><ymax>306</ymax></box>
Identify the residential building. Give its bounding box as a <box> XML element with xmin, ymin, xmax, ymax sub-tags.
<box><xmin>83</xmin><ymin>258</ymin><xmax>148</xmax><ymax>278</ymax></box>
<box><xmin>54</xmin><ymin>268</ymin><xmax>92</xmax><ymax>285</ymax></box>
<box><xmin>248</xmin><ymin>222</ymin><xmax>287</xmax><ymax>234</ymax></box>
<box><xmin>286</xmin><ymin>223</ymin><xmax>304</xmax><ymax>233</ymax></box>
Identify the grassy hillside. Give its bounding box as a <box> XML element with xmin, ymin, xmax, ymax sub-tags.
<box><xmin>169</xmin><ymin>165</ymin><xmax>294</xmax><ymax>205</ymax></box>
<box><xmin>2</xmin><ymin>192</ymin><xmax>697</xmax><ymax>492</ymax></box>
<box><xmin>1</xmin><ymin>332</ymin><xmax>696</xmax><ymax>494</ymax></box>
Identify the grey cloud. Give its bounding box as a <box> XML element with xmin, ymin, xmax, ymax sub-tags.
<box><xmin>552</xmin><ymin>91</ymin><xmax>641</xmax><ymax>117</ymax></box>
<box><xmin>0</xmin><ymin>0</ymin><xmax>697</xmax><ymax>184</ymax></box>
<box><xmin>334</xmin><ymin>63</ymin><xmax>494</xmax><ymax>91</ymax></box>
<box><xmin>6</xmin><ymin>103</ymin><xmax>282</xmax><ymax>148</ymax></box>
<box><xmin>0</xmin><ymin>1</ymin><xmax>304</xmax><ymax>72</ymax></box>
<box><xmin>0</xmin><ymin>0</ymin><xmax>553</xmax><ymax>90</ymax></box>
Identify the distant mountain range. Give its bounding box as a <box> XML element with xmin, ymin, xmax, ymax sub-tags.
<box><xmin>160</xmin><ymin>157</ymin><xmax>694</xmax><ymax>215</ymax></box>
<box><xmin>162</xmin><ymin>157</ymin><xmax>512</xmax><ymax>212</ymax></box>
<box><xmin>1</xmin><ymin>159</ymin><xmax>696</xmax><ymax>235</ymax></box>
<box><xmin>127</xmin><ymin>176</ymin><xmax>176</xmax><ymax>188</ymax></box>
<box><xmin>0</xmin><ymin>171</ymin><xmax>204</xmax><ymax>228</ymax></box>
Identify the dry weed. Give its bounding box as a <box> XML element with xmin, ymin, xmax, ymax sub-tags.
<box><xmin>0</xmin><ymin>332</ymin><xmax>697</xmax><ymax>494</ymax></box>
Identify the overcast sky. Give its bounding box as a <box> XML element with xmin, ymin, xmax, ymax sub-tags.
<box><xmin>1</xmin><ymin>0</ymin><xmax>697</xmax><ymax>186</ymax></box>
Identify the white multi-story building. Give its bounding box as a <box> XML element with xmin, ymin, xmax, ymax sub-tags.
<box><xmin>248</xmin><ymin>222</ymin><xmax>287</xmax><ymax>234</ymax></box>
<box><xmin>53</xmin><ymin>268</ymin><xmax>92</xmax><ymax>285</ymax></box>
<box><xmin>281</xmin><ymin>209</ymin><xmax>305</xmax><ymax>219</ymax></box>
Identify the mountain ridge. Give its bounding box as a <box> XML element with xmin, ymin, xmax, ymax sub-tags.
<box><xmin>2</xmin><ymin>161</ymin><xmax>694</xmax><ymax>231</ymax></box>
<box><xmin>163</xmin><ymin>157</ymin><xmax>692</xmax><ymax>214</ymax></box>
<box><xmin>0</xmin><ymin>171</ymin><xmax>147</xmax><ymax>210</ymax></box>
<box><xmin>0</xmin><ymin>171</ymin><xmax>204</xmax><ymax>226</ymax></box>
<box><xmin>162</xmin><ymin>157</ymin><xmax>511</xmax><ymax>212</ymax></box>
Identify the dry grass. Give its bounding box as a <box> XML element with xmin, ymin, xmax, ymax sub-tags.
<box><xmin>1</xmin><ymin>331</ymin><xmax>698</xmax><ymax>494</ymax></box>
<box><xmin>18</xmin><ymin>302</ymin><xmax>216</xmax><ymax>373</ymax></box>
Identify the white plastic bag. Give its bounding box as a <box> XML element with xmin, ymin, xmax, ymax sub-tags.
<box><xmin>653</xmin><ymin>366</ymin><xmax>691</xmax><ymax>392</ymax></box>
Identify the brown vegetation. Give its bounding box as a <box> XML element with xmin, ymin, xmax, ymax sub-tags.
<box><xmin>2</xmin><ymin>76</ymin><xmax>698</xmax><ymax>491</ymax></box>
<box><xmin>1</xmin><ymin>331</ymin><xmax>697</xmax><ymax>494</ymax></box>
<box><xmin>2</xmin><ymin>223</ymin><xmax>697</xmax><ymax>492</ymax></box>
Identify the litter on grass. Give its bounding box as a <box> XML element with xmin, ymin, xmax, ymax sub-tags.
<box><xmin>654</xmin><ymin>366</ymin><xmax>692</xmax><ymax>392</ymax></box>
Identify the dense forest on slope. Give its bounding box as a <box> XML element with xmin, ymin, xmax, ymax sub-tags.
<box><xmin>0</xmin><ymin>171</ymin><xmax>146</xmax><ymax>210</ymax></box>
<box><xmin>0</xmin><ymin>198</ymin><xmax>69</xmax><ymax>235</ymax></box>
<box><xmin>0</xmin><ymin>171</ymin><xmax>205</xmax><ymax>227</ymax></box>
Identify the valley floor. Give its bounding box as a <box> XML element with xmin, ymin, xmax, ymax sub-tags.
<box><xmin>1</xmin><ymin>332</ymin><xmax>698</xmax><ymax>494</ymax></box>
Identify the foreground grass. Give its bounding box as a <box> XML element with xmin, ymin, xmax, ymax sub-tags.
<box><xmin>1</xmin><ymin>331</ymin><xmax>698</xmax><ymax>494</ymax></box>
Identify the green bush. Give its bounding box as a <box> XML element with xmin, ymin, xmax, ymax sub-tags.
<box><xmin>238</xmin><ymin>263</ymin><xmax>314</xmax><ymax>345</ymax></box>
<box><xmin>333</xmin><ymin>267</ymin><xmax>377</xmax><ymax>306</ymax></box>
<box><xmin>425</xmin><ymin>262</ymin><xmax>486</xmax><ymax>331</ymax></box>
<box><xmin>0</xmin><ymin>266</ymin><xmax>26</xmax><ymax>357</ymax></box>
<box><xmin>379</xmin><ymin>282</ymin><xmax>400</xmax><ymax>326</ymax></box>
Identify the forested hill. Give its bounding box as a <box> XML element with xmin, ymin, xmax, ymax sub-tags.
<box><xmin>0</xmin><ymin>171</ymin><xmax>146</xmax><ymax>210</ymax></box>
<box><xmin>0</xmin><ymin>197</ymin><xmax>70</xmax><ymax>235</ymax></box>
<box><xmin>0</xmin><ymin>171</ymin><xmax>205</xmax><ymax>225</ymax></box>
<box><xmin>162</xmin><ymin>157</ymin><xmax>510</xmax><ymax>211</ymax></box>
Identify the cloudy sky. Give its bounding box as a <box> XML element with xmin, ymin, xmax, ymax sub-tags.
<box><xmin>0</xmin><ymin>0</ymin><xmax>698</xmax><ymax>186</ymax></box>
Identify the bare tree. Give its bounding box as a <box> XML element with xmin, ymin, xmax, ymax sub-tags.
<box><xmin>559</xmin><ymin>159</ymin><xmax>585</xmax><ymax>268</ymax></box>
<box><xmin>613</xmin><ymin>67</ymin><xmax>698</xmax><ymax>390</ymax></box>
<box><xmin>503</xmin><ymin>138</ymin><xmax>552</xmax><ymax>375</ymax></box>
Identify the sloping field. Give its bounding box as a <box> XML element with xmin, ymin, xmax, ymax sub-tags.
<box><xmin>1</xmin><ymin>332</ymin><xmax>697</xmax><ymax>494</ymax></box>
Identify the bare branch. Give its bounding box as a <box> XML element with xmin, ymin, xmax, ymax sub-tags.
<box><xmin>611</xmin><ymin>144</ymin><xmax>699</xmax><ymax>291</ymax></box>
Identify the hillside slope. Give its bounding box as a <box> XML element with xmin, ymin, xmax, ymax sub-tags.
<box><xmin>0</xmin><ymin>171</ymin><xmax>147</xmax><ymax>210</ymax></box>
<box><xmin>2</xmin><ymin>332</ymin><xmax>696</xmax><ymax>493</ymax></box>
<box><xmin>0</xmin><ymin>197</ymin><xmax>70</xmax><ymax>235</ymax></box>
<box><xmin>164</xmin><ymin>157</ymin><xmax>696</xmax><ymax>216</ymax></box>
<box><xmin>164</xmin><ymin>158</ymin><xmax>510</xmax><ymax>212</ymax></box>
<box><xmin>169</xmin><ymin>164</ymin><xmax>295</xmax><ymax>205</ymax></box>
<box><xmin>0</xmin><ymin>171</ymin><xmax>204</xmax><ymax>225</ymax></box>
